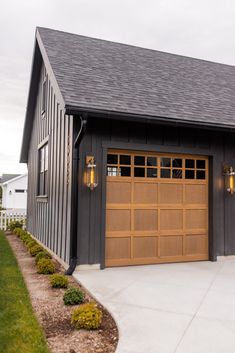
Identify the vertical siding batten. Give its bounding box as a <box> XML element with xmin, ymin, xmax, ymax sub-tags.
<box><xmin>65</xmin><ymin>116</ymin><xmax>73</xmax><ymax>263</ymax></box>
<box><xmin>58</xmin><ymin>109</ymin><xmax>64</xmax><ymax>258</ymax></box>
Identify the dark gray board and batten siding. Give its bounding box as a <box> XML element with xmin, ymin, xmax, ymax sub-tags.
<box><xmin>77</xmin><ymin>117</ymin><xmax>235</xmax><ymax>267</ymax></box>
<box><xmin>27</xmin><ymin>64</ymin><xmax>73</xmax><ymax>264</ymax></box>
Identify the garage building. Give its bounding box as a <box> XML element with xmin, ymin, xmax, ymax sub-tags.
<box><xmin>21</xmin><ymin>27</ymin><xmax>235</xmax><ymax>270</ymax></box>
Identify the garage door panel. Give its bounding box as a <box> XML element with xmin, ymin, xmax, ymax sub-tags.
<box><xmin>133</xmin><ymin>182</ymin><xmax>158</xmax><ymax>204</ymax></box>
<box><xmin>133</xmin><ymin>237</ymin><xmax>158</xmax><ymax>258</ymax></box>
<box><xmin>159</xmin><ymin>184</ymin><xmax>183</xmax><ymax>204</ymax></box>
<box><xmin>106</xmin><ymin>210</ymin><xmax>131</xmax><ymax>232</ymax></box>
<box><xmin>134</xmin><ymin>209</ymin><xmax>158</xmax><ymax>231</ymax></box>
<box><xmin>185</xmin><ymin>184</ymin><xmax>207</xmax><ymax>204</ymax></box>
<box><xmin>106</xmin><ymin>151</ymin><xmax>208</xmax><ymax>267</ymax></box>
<box><xmin>185</xmin><ymin>209</ymin><xmax>207</xmax><ymax>230</ymax></box>
<box><xmin>106</xmin><ymin>237</ymin><xmax>131</xmax><ymax>260</ymax></box>
<box><xmin>160</xmin><ymin>236</ymin><xmax>183</xmax><ymax>257</ymax></box>
<box><xmin>160</xmin><ymin>209</ymin><xmax>183</xmax><ymax>230</ymax></box>
<box><xmin>185</xmin><ymin>234</ymin><xmax>208</xmax><ymax>255</ymax></box>
<box><xmin>106</xmin><ymin>181</ymin><xmax>131</xmax><ymax>204</ymax></box>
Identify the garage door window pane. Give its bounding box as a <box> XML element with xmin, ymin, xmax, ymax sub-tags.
<box><xmin>196</xmin><ymin>170</ymin><xmax>205</xmax><ymax>179</ymax></box>
<box><xmin>172</xmin><ymin>159</ymin><xmax>182</xmax><ymax>168</ymax></box>
<box><xmin>134</xmin><ymin>156</ymin><xmax>145</xmax><ymax>165</ymax></box>
<box><xmin>161</xmin><ymin>169</ymin><xmax>171</xmax><ymax>178</ymax></box>
<box><xmin>120</xmin><ymin>155</ymin><xmax>131</xmax><ymax>165</ymax></box>
<box><xmin>107</xmin><ymin>167</ymin><xmax>119</xmax><ymax>176</ymax></box>
<box><xmin>107</xmin><ymin>154</ymin><xmax>118</xmax><ymax>164</ymax></box>
<box><xmin>147</xmin><ymin>157</ymin><xmax>157</xmax><ymax>166</ymax></box>
<box><xmin>185</xmin><ymin>170</ymin><xmax>195</xmax><ymax>179</ymax></box>
<box><xmin>120</xmin><ymin>167</ymin><xmax>131</xmax><ymax>176</ymax></box>
<box><xmin>134</xmin><ymin>167</ymin><xmax>145</xmax><ymax>177</ymax></box>
<box><xmin>196</xmin><ymin>160</ymin><xmax>205</xmax><ymax>169</ymax></box>
<box><xmin>147</xmin><ymin>168</ymin><xmax>157</xmax><ymax>178</ymax></box>
<box><xmin>172</xmin><ymin>169</ymin><xmax>182</xmax><ymax>179</ymax></box>
<box><xmin>186</xmin><ymin>159</ymin><xmax>195</xmax><ymax>168</ymax></box>
<box><xmin>161</xmin><ymin>158</ymin><xmax>171</xmax><ymax>167</ymax></box>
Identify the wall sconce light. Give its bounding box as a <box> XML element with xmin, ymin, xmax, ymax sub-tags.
<box><xmin>223</xmin><ymin>165</ymin><xmax>235</xmax><ymax>195</ymax></box>
<box><xmin>85</xmin><ymin>155</ymin><xmax>98</xmax><ymax>190</ymax></box>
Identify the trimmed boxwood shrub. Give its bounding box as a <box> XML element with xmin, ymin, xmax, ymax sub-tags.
<box><xmin>29</xmin><ymin>244</ymin><xmax>43</xmax><ymax>257</ymax></box>
<box><xmin>37</xmin><ymin>258</ymin><xmax>55</xmax><ymax>274</ymax></box>
<box><xmin>19</xmin><ymin>230</ymin><xmax>27</xmax><ymax>237</ymax></box>
<box><xmin>19</xmin><ymin>232</ymin><xmax>30</xmax><ymax>241</ymax></box>
<box><xmin>19</xmin><ymin>231</ymin><xmax>27</xmax><ymax>238</ymax></box>
<box><xmin>35</xmin><ymin>251</ymin><xmax>52</xmax><ymax>264</ymax></box>
<box><xmin>49</xmin><ymin>274</ymin><xmax>68</xmax><ymax>288</ymax></box>
<box><xmin>13</xmin><ymin>227</ymin><xmax>24</xmax><ymax>237</ymax></box>
<box><xmin>8</xmin><ymin>220</ymin><xmax>23</xmax><ymax>232</ymax></box>
<box><xmin>63</xmin><ymin>286</ymin><xmax>85</xmax><ymax>305</ymax></box>
<box><xmin>22</xmin><ymin>235</ymin><xmax>33</xmax><ymax>245</ymax></box>
<box><xmin>26</xmin><ymin>240</ymin><xmax>37</xmax><ymax>249</ymax></box>
<box><xmin>71</xmin><ymin>302</ymin><xmax>102</xmax><ymax>330</ymax></box>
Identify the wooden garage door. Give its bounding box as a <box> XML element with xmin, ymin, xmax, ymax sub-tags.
<box><xmin>105</xmin><ymin>150</ymin><xmax>208</xmax><ymax>267</ymax></box>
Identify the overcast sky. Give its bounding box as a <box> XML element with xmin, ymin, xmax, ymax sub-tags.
<box><xmin>1</xmin><ymin>0</ymin><xmax>235</xmax><ymax>175</ymax></box>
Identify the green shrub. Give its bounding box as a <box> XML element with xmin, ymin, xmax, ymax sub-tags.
<box><xmin>26</xmin><ymin>240</ymin><xmax>37</xmax><ymax>249</ymax></box>
<box><xmin>13</xmin><ymin>227</ymin><xmax>24</xmax><ymax>237</ymax></box>
<box><xmin>22</xmin><ymin>235</ymin><xmax>33</xmax><ymax>245</ymax></box>
<box><xmin>49</xmin><ymin>274</ymin><xmax>68</xmax><ymax>288</ymax></box>
<box><xmin>37</xmin><ymin>258</ymin><xmax>55</xmax><ymax>274</ymax></box>
<box><xmin>8</xmin><ymin>220</ymin><xmax>23</xmax><ymax>232</ymax></box>
<box><xmin>71</xmin><ymin>302</ymin><xmax>102</xmax><ymax>330</ymax></box>
<box><xmin>29</xmin><ymin>244</ymin><xmax>43</xmax><ymax>257</ymax></box>
<box><xmin>19</xmin><ymin>231</ymin><xmax>30</xmax><ymax>240</ymax></box>
<box><xmin>18</xmin><ymin>229</ymin><xmax>29</xmax><ymax>239</ymax></box>
<box><xmin>63</xmin><ymin>286</ymin><xmax>85</xmax><ymax>306</ymax></box>
<box><xmin>35</xmin><ymin>251</ymin><xmax>52</xmax><ymax>264</ymax></box>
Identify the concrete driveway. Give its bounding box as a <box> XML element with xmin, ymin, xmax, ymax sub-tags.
<box><xmin>74</xmin><ymin>259</ymin><xmax>235</xmax><ymax>353</ymax></box>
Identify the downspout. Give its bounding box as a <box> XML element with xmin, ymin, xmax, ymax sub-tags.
<box><xmin>65</xmin><ymin>115</ymin><xmax>87</xmax><ymax>275</ymax></box>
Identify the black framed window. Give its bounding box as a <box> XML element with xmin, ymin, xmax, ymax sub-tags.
<box><xmin>41</xmin><ymin>73</ymin><xmax>47</xmax><ymax>115</ymax></box>
<box><xmin>38</xmin><ymin>143</ymin><xmax>48</xmax><ymax>195</ymax></box>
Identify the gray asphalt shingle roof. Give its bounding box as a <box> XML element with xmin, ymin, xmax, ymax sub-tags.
<box><xmin>38</xmin><ymin>27</ymin><xmax>235</xmax><ymax>127</ymax></box>
<box><xmin>0</xmin><ymin>174</ymin><xmax>20</xmax><ymax>184</ymax></box>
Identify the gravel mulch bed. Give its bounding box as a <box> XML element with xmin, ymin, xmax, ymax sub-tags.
<box><xmin>6</xmin><ymin>233</ymin><xmax>118</xmax><ymax>353</ymax></box>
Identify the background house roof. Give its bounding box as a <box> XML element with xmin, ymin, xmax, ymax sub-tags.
<box><xmin>0</xmin><ymin>174</ymin><xmax>20</xmax><ymax>185</ymax></box>
<box><xmin>38</xmin><ymin>27</ymin><xmax>235</xmax><ymax>128</ymax></box>
<box><xmin>1</xmin><ymin>173</ymin><xmax>27</xmax><ymax>186</ymax></box>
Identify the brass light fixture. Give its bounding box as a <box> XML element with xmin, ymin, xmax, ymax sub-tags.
<box><xmin>85</xmin><ymin>155</ymin><xmax>98</xmax><ymax>190</ymax></box>
<box><xmin>223</xmin><ymin>165</ymin><xmax>235</xmax><ymax>195</ymax></box>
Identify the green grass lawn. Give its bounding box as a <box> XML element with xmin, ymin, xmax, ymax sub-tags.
<box><xmin>0</xmin><ymin>230</ymin><xmax>50</xmax><ymax>353</ymax></box>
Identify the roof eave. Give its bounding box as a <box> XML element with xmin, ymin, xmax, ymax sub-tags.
<box><xmin>65</xmin><ymin>104</ymin><xmax>235</xmax><ymax>132</ymax></box>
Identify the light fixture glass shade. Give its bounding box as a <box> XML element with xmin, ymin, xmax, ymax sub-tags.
<box><xmin>85</xmin><ymin>156</ymin><xmax>98</xmax><ymax>190</ymax></box>
<box><xmin>224</xmin><ymin>166</ymin><xmax>235</xmax><ymax>195</ymax></box>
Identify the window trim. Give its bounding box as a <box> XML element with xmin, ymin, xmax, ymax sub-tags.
<box><xmin>41</xmin><ymin>70</ymin><xmax>47</xmax><ymax>116</ymax></box>
<box><xmin>37</xmin><ymin>137</ymin><xmax>49</xmax><ymax>198</ymax></box>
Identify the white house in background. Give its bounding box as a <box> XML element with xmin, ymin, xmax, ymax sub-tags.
<box><xmin>1</xmin><ymin>174</ymin><xmax>28</xmax><ymax>210</ymax></box>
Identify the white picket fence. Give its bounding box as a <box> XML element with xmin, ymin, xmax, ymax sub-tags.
<box><xmin>0</xmin><ymin>210</ymin><xmax>27</xmax><ymax>230</ymax></box>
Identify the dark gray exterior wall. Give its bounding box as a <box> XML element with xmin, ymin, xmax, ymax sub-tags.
<box><xmin>77</xmin><ymin>117</ymin><xmax>235</xmax><ymax>267</ymax></box>
<box><xmin>27</xmin><ymin>62</ymin><xmax>73</xmax><ymax>264</ymax></box>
